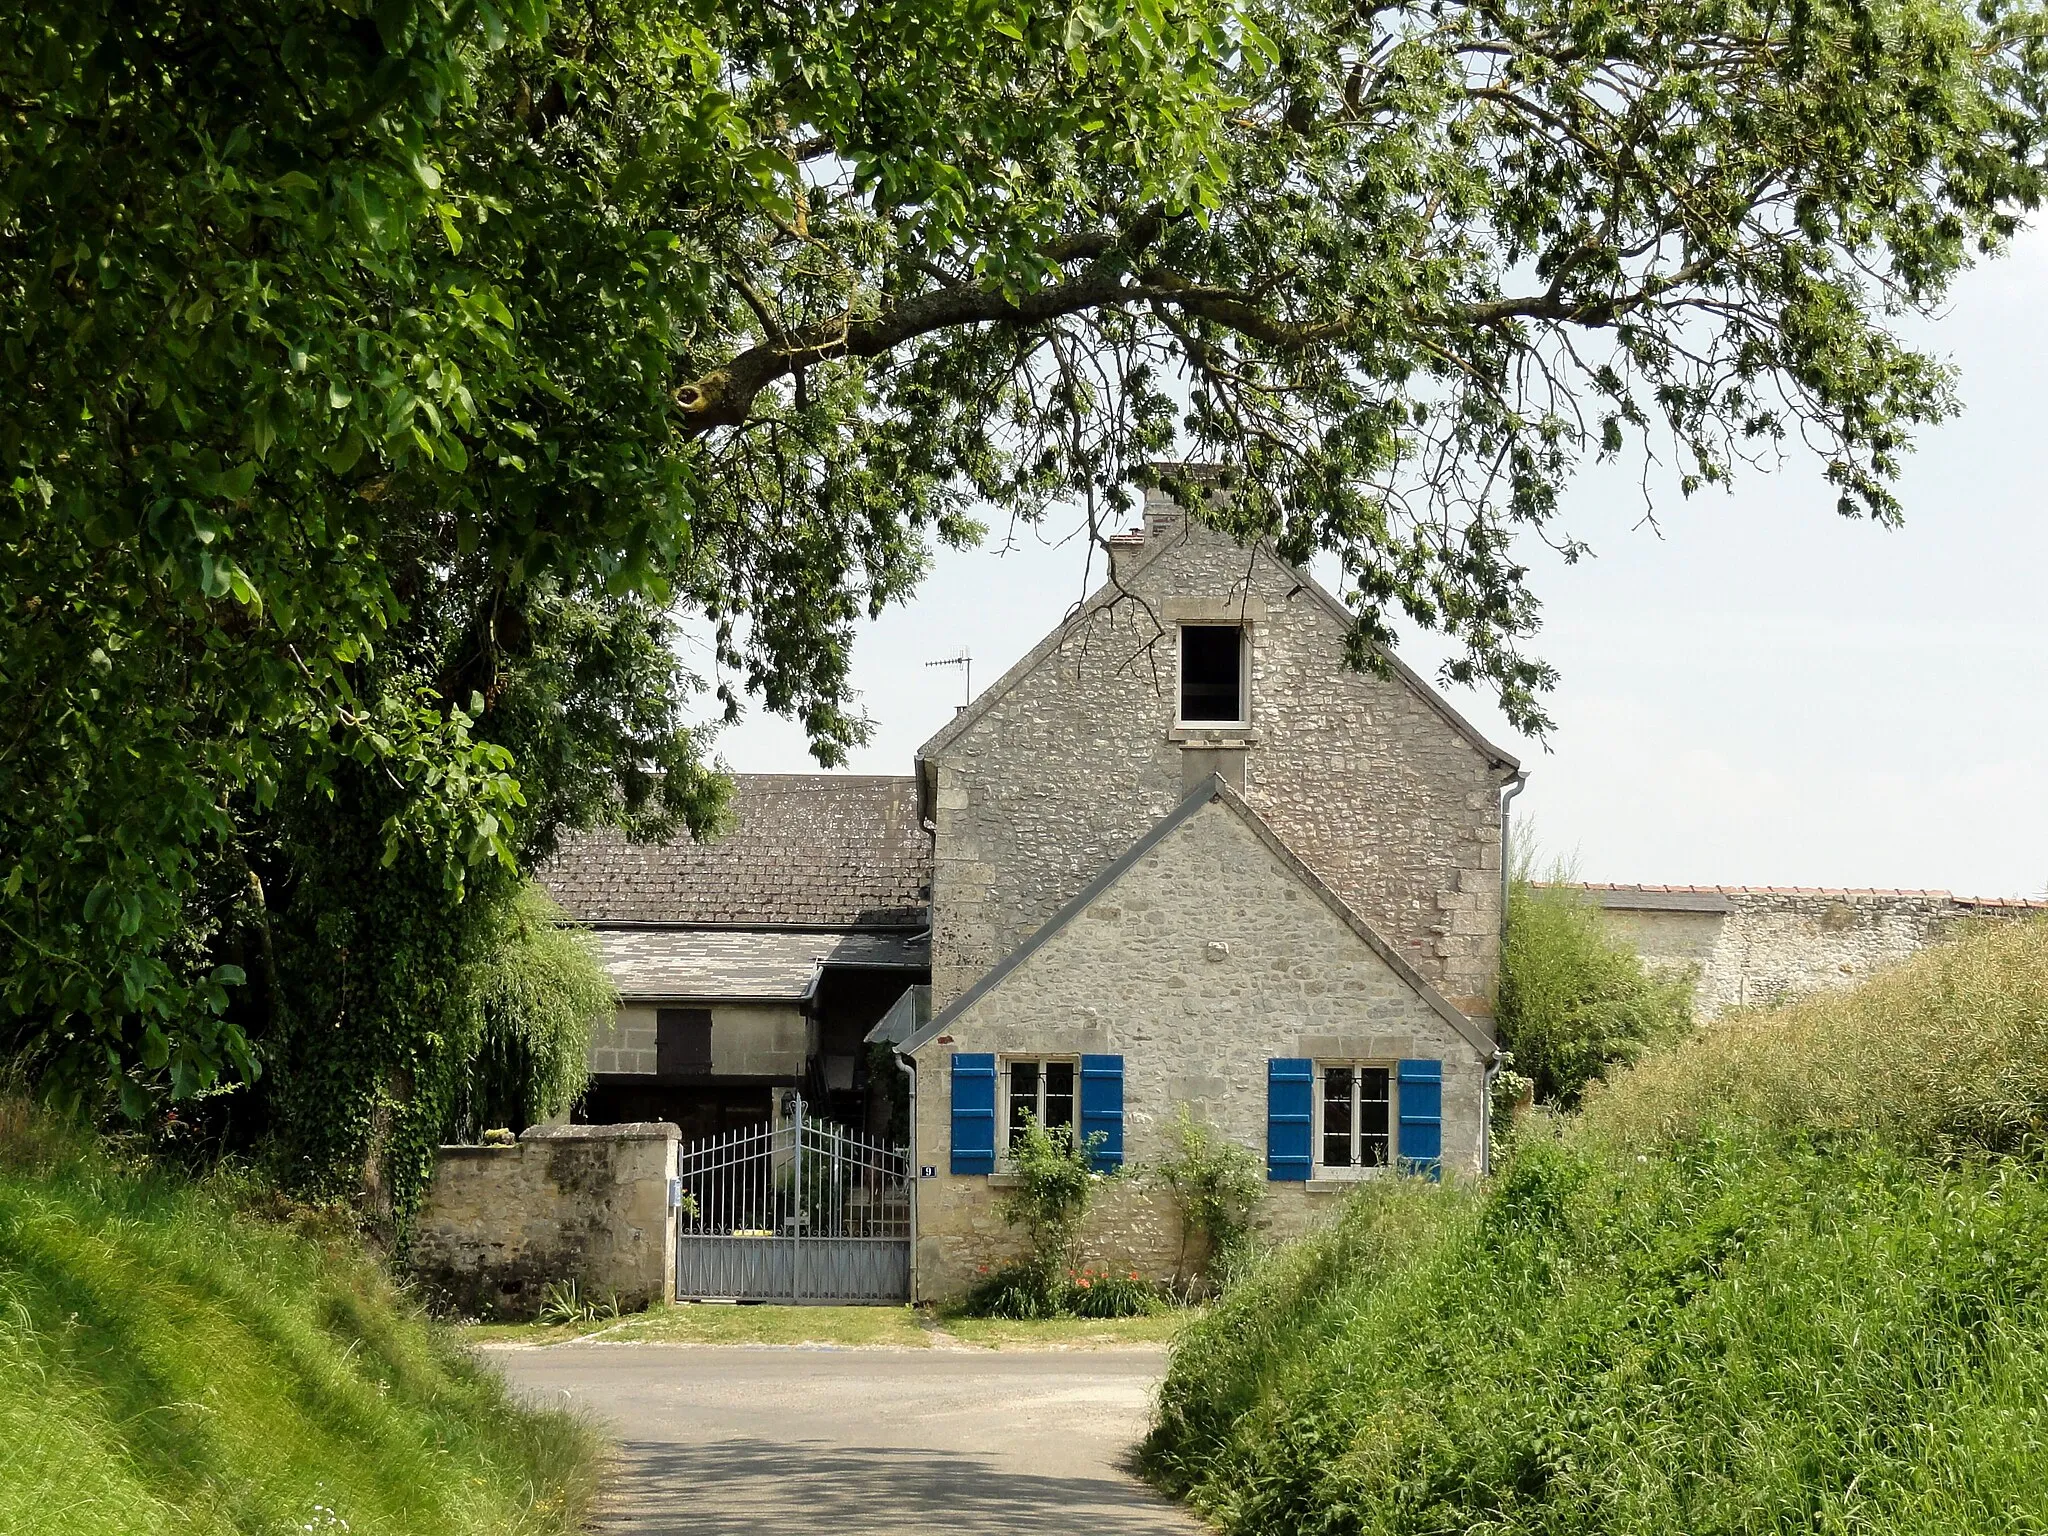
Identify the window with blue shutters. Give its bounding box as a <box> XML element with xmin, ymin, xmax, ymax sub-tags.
<box><xmin>1078</xmin><ymin>1055</ymin><xmax>1124</xmax><ymax>1172</ymax></box>
<box><xmin>950</xmin><ymin>1053</ymin><xmax>997</xmax><ymax>1175</ymax></box>
<box><xmin>1301</xmin><ymin>1058</ymin><xmax>1445</xmax><ymax>1179</ymax></box>
<box><xmin>1267</xmin><ymin>1058</ymin><xmax>1313</xmax><ymax>1180</ymax></box>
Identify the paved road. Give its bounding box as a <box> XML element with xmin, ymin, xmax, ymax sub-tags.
<box><xmin>490</xmin><ymin>1342</ymin><xmax>1204</xmax><ymax>1535</ymax></box>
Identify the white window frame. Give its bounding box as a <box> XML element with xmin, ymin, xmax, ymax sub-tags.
<box><xmin>1313</xmin><ymin>1061</ymin><xmax>1396</xmax><ymax>1178</ymax></box>
<box><xmin>1001</xmin><ymin>1055</ymin><xmax>1080</xmax><ymax>1151</ymax></box>
<box><xmin>1175</xmin><ymin>622</ymin><xmax>1250</xmax><ymax>729</ymax></box>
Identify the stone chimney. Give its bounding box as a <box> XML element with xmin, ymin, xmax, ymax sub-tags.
<box><xmin>1105</xmin><ymin>464</ymin><xmax>1232</xmax><ymax>577</ymax></box>
<box><xmin>1142</xmin><ymin>483</ymin><xmax>1186</xmax><ymax>543</ymax></box>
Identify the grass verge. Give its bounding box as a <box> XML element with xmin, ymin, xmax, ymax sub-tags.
<box><xmin>469</xmin><ymin>1301</ymin><xmax>1192</xmax><ymax>1350</ymax></box>
<box><xmin>938</xmin><ymin>1311</ymin><xmax>1190</xmax><ymax>1349</ymax></box>
<box><xmin>1143</xmin><ymin>917</ymin><xmax>2048</xmax><ymax>1535</ymax></box>
<box><xmin>0</xmin><ymin>1101</ymin><xmax>596</xmax><ymax>1536</ymax></box>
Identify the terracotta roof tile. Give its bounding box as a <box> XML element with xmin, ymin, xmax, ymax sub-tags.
<box><xmin>1566</xmin><ymin>882</ymin><xmax>2048</xmax><ymax>909</ymax></box>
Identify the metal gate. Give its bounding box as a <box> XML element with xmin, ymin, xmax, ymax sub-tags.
<box><xmin>674</xmin><ymin>1098</ymin><xmax>911</xmax><ymax>1304</ymax></box>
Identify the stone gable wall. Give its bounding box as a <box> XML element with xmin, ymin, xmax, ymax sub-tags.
<box><xmin>926</xmin><ymin>517</ymin><xmax>1515</xmax><ymax>1017</ymax></box>
<box><xmin>909</xmin><ymin>796</ymin><xmax>1488</xmax><ymax>1301</ymax></box>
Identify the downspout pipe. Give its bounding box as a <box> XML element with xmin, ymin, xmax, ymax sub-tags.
<box><xmin>1486</xmin><ymin>771</ymin><xmax>1531</xmax><ymax>1177</ymax></box>
<box><xmin>896</xmin><ymin>1049</ymin><xmax>918</xmax><ymax>1302</ymax></box>
<box><xmin>1498</xmin><ymin>769</ymin><xmax>1530</xmax><ymax>950</ymax></box>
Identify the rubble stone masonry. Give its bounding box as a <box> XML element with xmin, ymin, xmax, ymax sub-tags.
<box><xmin>922</xmin><ymin>504</ymin><xmax>1520</xmax><ymax>1020</ymax></box>
<box><xmin>412</xmin><ymin>1122</ymin><xmax>677</xmax><ymax>1319</ymax></box>
<box><xmin>909</xmin><ymin>792</ymin><xmax>1489</xmax><ymax>1301</ymax></box>
<box><xmin>1579</xmin><ymin>885</ymin><xmax>2048</xmax><ymax>1017</ymax></box>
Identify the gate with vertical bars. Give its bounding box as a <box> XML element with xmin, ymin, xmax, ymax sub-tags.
<box><xmin>673</xmin><ymin>1097</ymin><xmax>911</xmax><ymax>1304</ymax></box>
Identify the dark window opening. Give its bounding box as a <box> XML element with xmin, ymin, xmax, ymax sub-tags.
<box><xmin>1180</xmin><ymin>624</ymin><xmax>1245</xmax><ymax>723</ymax></box>
<box><xmin>656</xmin><ymin>1008</ymin><xmax>714</xmax><ymax>1076</ymax></box>
<box><xmin>1007</xmin><ymin>1057</ymin><xmax>1077</xmax><ymax>1147</ymax></box>
<box><xmin>1321</xmin><ymin>1064</ymin><xmax>1390</xmax><ymax>1168</ymax></box>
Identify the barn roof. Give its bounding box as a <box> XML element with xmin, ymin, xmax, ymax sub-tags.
<box><xmin>541</xmin><ymin>774</ymin><xmax>930</xmax><ymax>929</ymax></box>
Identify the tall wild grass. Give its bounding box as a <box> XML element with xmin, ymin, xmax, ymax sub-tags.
<box><xmin>1144</xmin><ymin>917</ymin><xmax>2048</xmax><ymax>1535</ymax></box>
<box><xmin>0</xmin><ymin>1101</ymin><xmax>596</xmax><ymax>1536</ymax></box>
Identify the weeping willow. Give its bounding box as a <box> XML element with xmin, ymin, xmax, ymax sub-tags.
<box><xmin>447</xmin><ymin>885</ymin><xmax>615</xmax><ymax>1141</ymax></box>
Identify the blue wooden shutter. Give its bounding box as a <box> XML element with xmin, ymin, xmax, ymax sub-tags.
<box><xmin>1396</xmin><ymin>1058</ymin><xmax>1443</xmax><ymax>1177</ymax></box>
<box><xmin>1079</xmin><ymin>1055</ymin><xmax>1125</xmax><ymax>1172</ymax></box>
<box><xmin>950</xmin><ymin>1053</ymin><xmax>997</xmax><ymax>1175</ymax></box>
<box><xmin>1267</xmin><ymin>1058</ymin><xmax>1313</xmax><ymax>1181</ymax></box>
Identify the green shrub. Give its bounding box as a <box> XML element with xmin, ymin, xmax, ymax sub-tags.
<box><xmin>0</xmin><ymin>1100</ymin><xmax>596</xmax><ymax>1536</ymax></box>
<box><xmin>955</xmin><ymin>1116</ymin><xmax>1163</xmax><ymax>1319</ymax></box>
<box><xmin>1145</xmin><ymin>917</ymin><xmax>2048</xmax><ymax>1536</ymax></box>
<box><xmin>960</xmin><ymin>1260</ymin><xmax>1164</xmax><ymax>1319</ymax></box>
<box><xmin>535</xmin><ymin>1279</ymin><xmax>620</xmax><ymax>1328</ymax></box>
<box><xmin>997</xmin><ymin>1116</ymin><xmax>1102</xmax><ymax>1300</ymax></box>
<box><xmin>1151</xmin><ymin>1107</ymin><xmax>1263</xmax><ymax>1295</ymax></box>
<box><xmin>449</xmin><ymin>885</ymin><xmax>617</xmax><ymax>1141</ymax></box>
<box><xmin>962</xmin><ymin>1260</ymin><xmax>1059</xmax><ymax>1319</ymax></box>
<box><xmin>1064</xmin><ymin>1266</ymin><xmax>1165</xmax><ymax>1318</ymax></box>
<box><xmin>1497</xmin><ymin>867</ymin><xmax>1694</xmax><ymax>1106</ymax></box>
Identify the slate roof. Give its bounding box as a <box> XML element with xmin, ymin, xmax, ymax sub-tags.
<box><xmin>542</xmin><ymin>774</ymin><xmax>930</xmax><ymax>929</ymax></box>
<box><xmin>595</xmin><ymin>929</ymin><xmax>928</xmax><ymax>1003</ymax></box>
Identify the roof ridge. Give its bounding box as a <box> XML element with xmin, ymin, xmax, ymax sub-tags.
<box><xmin>726</xmin><ymin>771</ymin><xmax>916</xmax><ymax>785</ymax></box>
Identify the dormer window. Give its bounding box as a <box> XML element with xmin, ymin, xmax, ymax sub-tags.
<box><xmin>1178</xmin><ymin>624</ymin><xmax>1246</xmax><ymax>725</ymax></box>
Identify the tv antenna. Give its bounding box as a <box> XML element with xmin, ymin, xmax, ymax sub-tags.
<box><xmin>926</xmin><ymin>651</ymin><xmax>972</xmax><ymax>711</ymax></box>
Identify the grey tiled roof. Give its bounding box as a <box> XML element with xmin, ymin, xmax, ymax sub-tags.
<box><xmin>595</xmin><ymin>929</ymin><xmax>929</xmax><ymax>1003</ymax></box>
<box><xmin>541</xmin><ymin>774</ymin><xmax>930</xmax><ymax>928</ymax></box>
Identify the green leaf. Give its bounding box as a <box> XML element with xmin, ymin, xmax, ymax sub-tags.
<box><xmin>213</xmin><ymin>461</ymin><xmax>259</xmax><ymax>501</ymax></box>
<box><xmin>324</xmin><ymin>429</ymin><xmax>365</xmax><ymax>474</ymax></box>
<box><xmin>224</xmin><ymin>563</ymin><xmax>261</xmax><ymax>611</ymax></box>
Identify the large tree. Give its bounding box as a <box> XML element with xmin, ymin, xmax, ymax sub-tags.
<box><xmin>3</xmin><ymin>0</ymin><xmax>2042</xmax><ymax>1183</ymax></box>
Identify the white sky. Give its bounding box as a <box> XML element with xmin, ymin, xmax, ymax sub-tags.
<box><xmin>690</xmin><ymin>227</ymin><xmax>2048</xmax><ymax>900</ymax></box>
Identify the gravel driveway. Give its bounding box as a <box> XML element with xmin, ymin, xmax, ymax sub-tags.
<box><xmin>490</xmin><ymin>1340</ymin><xmax>1204</xmax><ymax>1535</ymax></box>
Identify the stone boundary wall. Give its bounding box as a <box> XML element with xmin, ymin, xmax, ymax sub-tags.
<box><xmin>1567</xmin><ymin>885</ymin><xmax>2046</xmax><ymax>1018</ymax></box>
<box><xmin>411</xmin><ymin>1122</ymin><xmax>677</xmax><ymax>1320</ymax></box>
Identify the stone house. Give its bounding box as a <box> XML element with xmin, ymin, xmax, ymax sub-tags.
<box><xmin>514</xmin><ymin>482</ymin><xmax>2039</xmax><ymax>1307</ymax></box>
<box><xmin>894</xmin><ymin>488</ymin><xmax>1524</xmax><ymax>1298</ymax></box>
